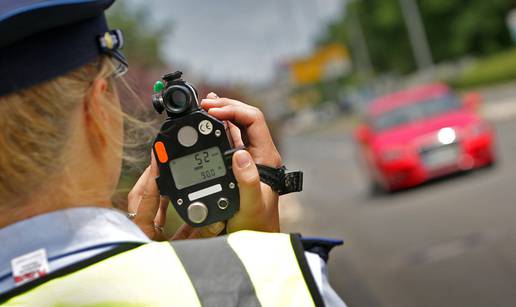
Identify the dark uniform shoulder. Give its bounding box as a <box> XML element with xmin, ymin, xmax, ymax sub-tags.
<box><xmin>301</xmin><ymin>236</ymin><xmax>343</xmax><ymax>262</ymax></box>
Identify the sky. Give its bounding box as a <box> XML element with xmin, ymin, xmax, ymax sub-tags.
<box><xmin>136</xmin><ymin>0</ymin><xmax>345</xmax><ymax>84</ymax></box>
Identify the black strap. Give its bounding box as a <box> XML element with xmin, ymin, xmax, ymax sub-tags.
<box><xmin>225</xmin><ymin>147</ymin><xmax>303</xmax><ymax>196</ymax></box>
<box><xmin>290</xmin><ymin>234</ymin><xmax>326</xmax><ymax>307</ymax></box>
<box><xmin>257</xmin><ymin>164</ymin><xmax>303</xmax><ymax>195</ymax></box>
<box><xmin>0</xmin><ymin>243</ymin><xmax>142</xmax><ymax>304</ymax></box>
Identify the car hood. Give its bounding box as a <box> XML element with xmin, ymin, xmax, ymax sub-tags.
<box><xmin>372</xmin><ymin>110</ymin><xmax>481</xmax><ymax>149</ymax></box>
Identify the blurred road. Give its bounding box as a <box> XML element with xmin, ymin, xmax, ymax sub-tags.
<box><xmin>280</xmin><ymin>109</ymin><xmax>516</xmax><ymax>306</ymax></box>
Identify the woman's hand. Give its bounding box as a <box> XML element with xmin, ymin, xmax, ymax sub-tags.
<box><xmin>201</xmin><ymin>93</ymin><xmax>282</xmax><ymax>233</ymax></box>
<box><xmin>127</xmin><ymin>155</ymin><xmax>226</xmax><ymax>241</ymax></box>
<box><xmin>127</xmin><ymin>93</ymin><xmax>282</xmax><ymax>239</ymax></box>
<box><xmin>201</xmin><ymin>93</ymin><xmax>282</xmax><ymax>168</ymax></box>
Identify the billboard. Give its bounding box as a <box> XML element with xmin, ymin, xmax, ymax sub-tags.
<box><xmin>289</xmin><ymin>43</ymin><xmax>351</xmax><ymax>86</ymax></box>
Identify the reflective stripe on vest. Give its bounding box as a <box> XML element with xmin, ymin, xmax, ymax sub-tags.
<box><xmin>227</xmin><ymin>231</ymin><xmax>319</xmax><ymax>307</ymax></box>
<box><xmin>1</xmin><ymin>231</ymin><xmax>323</xmax><ymax>307</ymax></box>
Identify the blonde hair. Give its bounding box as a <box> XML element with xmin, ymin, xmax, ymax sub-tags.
<box><xmin>0</xmin><ymin>56</ymin><xmax>137</xmax><ymax>207</ymax></box>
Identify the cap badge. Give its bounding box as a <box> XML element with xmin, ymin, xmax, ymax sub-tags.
<box><xmin>104</xmin><ymin>32</ymin><xmax>114</xmax><ymax>49</ymax></box>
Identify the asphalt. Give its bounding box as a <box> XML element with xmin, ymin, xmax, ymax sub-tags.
<box><xmin>280</xmin><ymin>110</ymin><xmax>516</xmax><ymax>306</ymax></box>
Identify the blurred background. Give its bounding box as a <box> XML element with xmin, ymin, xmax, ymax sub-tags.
<box><xmin>109</xmin><ymin>1</ymin><xmax>516</xmax><ymax>306</ymax></box>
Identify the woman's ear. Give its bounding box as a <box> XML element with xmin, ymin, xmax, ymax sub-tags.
<box><xmin>85</xmin><ymin>78</ymin><xmax>109</xmax><ymax>120</ymax></box>
<box><xmin>83</xmin><ymin>78</ymin><xmax>110</xmax><ymax>152</ymax></box>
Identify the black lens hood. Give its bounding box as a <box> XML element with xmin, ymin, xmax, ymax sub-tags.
<box><xmin>163</xmin><ymin>85</ymin><xmax>193</xmax><ymax>114</ymax></box>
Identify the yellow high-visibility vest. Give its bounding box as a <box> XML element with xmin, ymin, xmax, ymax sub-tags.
<box><xmin>1</xmin><ymin>231</ymin><xmax>324</xmax><ymax>307</ymax></box>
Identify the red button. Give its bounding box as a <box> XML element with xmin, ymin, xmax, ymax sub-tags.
<box><xmin>154</xmin><ymin>141</ymin><xmax>168</xmax><ymax>163</ymax></box>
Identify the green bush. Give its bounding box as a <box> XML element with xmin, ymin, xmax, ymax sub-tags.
<box><xmin>452</xmin><ymin>47</ymin><xmax>516</xmax><ymax>89</ymax></box>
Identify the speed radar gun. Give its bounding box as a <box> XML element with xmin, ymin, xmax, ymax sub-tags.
<box><xmin>151</xmin><ymin>71</ymin><xmax>304</xmax><ymax>227</ymax></box>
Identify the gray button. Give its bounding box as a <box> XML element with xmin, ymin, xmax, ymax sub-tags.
<box><xmin>217</xmin><ymin>198</ymin><xmax>229</xmax><ymax>210</ymax></box>
<box><xmin>177</xmin><ymin>126</ymin><xmax>198</xmax><ymax>147</ymax></box>
<box><xmin>187</xmin><ymin>202</ymin><xmax>208</xmax><ymax>224</ymax></box>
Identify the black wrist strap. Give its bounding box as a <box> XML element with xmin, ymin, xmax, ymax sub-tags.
<box><xmin>257</xmin><ymin>164</ymin><xmax>304</xmax><ymax>195</ymax></box>
<box><xmin>225</xmin><ymin>148</ymin><xmax>303</xmax><ymax>195</ymax></box>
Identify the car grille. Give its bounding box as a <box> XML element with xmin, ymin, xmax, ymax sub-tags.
<box><xmin>419</xmin><ymin>142</ymin><xmax>458</xmax><ymax>155</ymax></box>
<box><xmin>419</xmin><ymin>142</ymin><xmax>460</xmax><ymax>170</ymax></box>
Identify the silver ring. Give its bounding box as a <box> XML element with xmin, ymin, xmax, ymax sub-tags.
<box><xmin>127</xmin><ymin>212</ymin><xmax>137</xmax><ymax>220</ymax></box>
<box><xmin>154</xmin><ymin>224</ymin><xmax>165</xmax><ymax>233</ymax></box>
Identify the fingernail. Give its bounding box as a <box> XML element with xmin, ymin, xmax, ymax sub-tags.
<box><xmin>209</xmin><ymin>92</ymin><xmax>219</xmax><ymax>98</ymax></box>
<box><xmin>235</xmin><ymin>150</ymin><xmax>251</xmax><ymax>168</ymax></box>
<box><xmin>209</xmin><ymin>222</ymin><xmax>225</xmax><ymax>234</ymax></box>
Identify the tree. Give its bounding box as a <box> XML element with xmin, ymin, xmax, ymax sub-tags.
<box><xmin>106</xmin><ymin>1</ymin><xmax>166</xmax><ymax>68</ymax></box>
<box><xmin>319</xmin><ymin>0</ymin><xmax>515</xmax><ymax>75</ymax></box>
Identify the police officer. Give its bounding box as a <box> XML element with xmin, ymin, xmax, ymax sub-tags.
<box><xmin>0</xmin><ymin>1</ymin><xmax>346</xmax><ymax>306</ymax></box>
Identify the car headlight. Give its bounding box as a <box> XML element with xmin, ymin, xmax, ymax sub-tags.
<box><xmin>437</xmin><ymin>127</ymin><xmax>456</xmax><ymax>145</ymax></box>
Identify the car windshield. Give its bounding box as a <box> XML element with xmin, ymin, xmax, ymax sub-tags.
<box><xmin>370</xmin><ymin>95</ymin><xmax>462</xmax><ymax>131</ymax></box>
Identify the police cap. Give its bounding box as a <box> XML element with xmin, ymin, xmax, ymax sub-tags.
<box><xmin>0</xmin><ymin>0</ymin><xmax>126</xmax><ymax>96</ymax></box>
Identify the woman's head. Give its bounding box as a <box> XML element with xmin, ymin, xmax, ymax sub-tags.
<box><xmin>0</xmin><ymin>56</ymin><xmax>124</xmax><ymax>209</ymax></box>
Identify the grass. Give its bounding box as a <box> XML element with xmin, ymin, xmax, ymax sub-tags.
<box><xmin>452</xmin><ymin>47</ymin><xmax>516</xmax><ymax>89</ymax></box>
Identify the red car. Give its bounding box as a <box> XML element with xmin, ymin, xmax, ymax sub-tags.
<box><xmin>355</xmin><ymin>83</ymin><xmax>496</xmax><ymax>193</ymax></box>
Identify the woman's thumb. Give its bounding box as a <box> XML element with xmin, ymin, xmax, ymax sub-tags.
<box><xmin>232</xmin><ymin>150</ymin><xmax>262</xmax><ymax>217</ymax></box>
